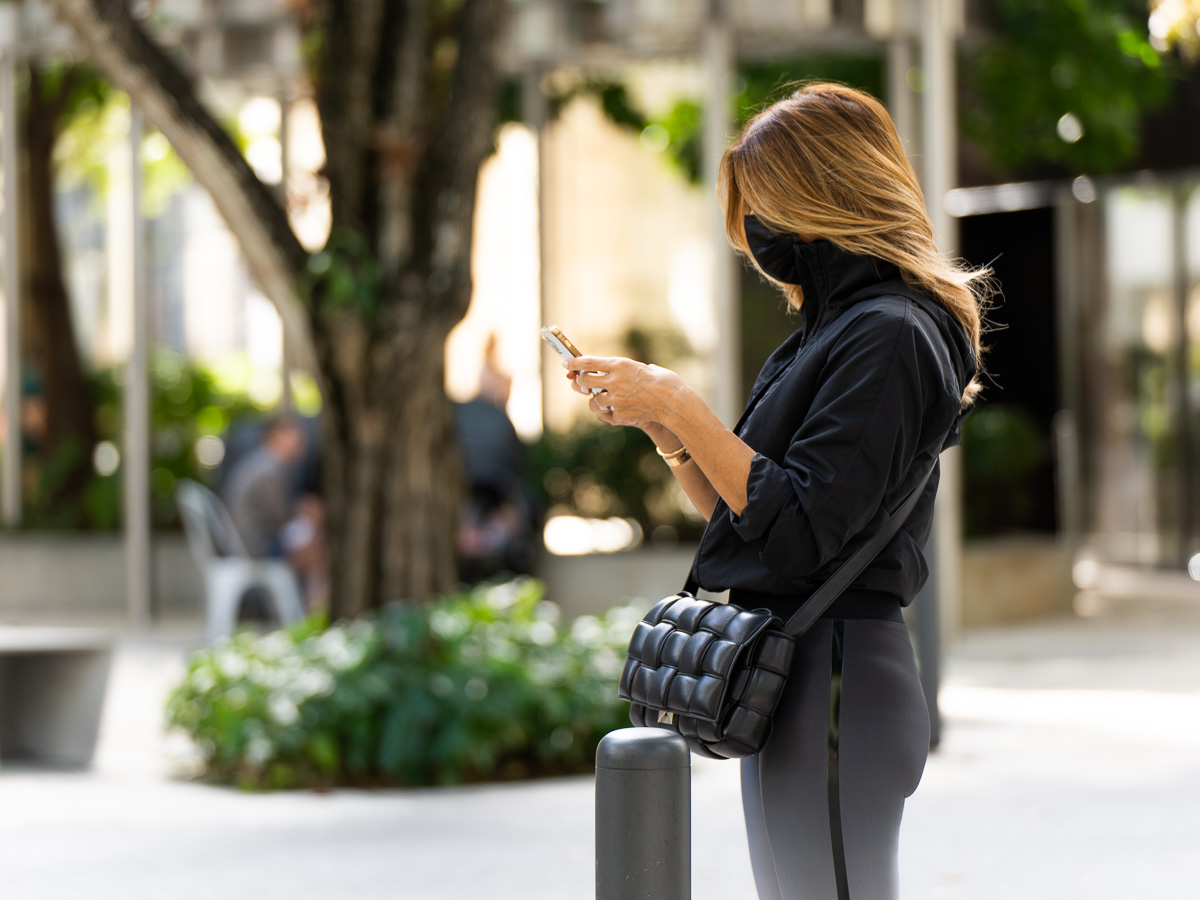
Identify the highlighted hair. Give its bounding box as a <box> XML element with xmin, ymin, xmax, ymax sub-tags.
<box><xmin>718</xmin><ymin>82</ymin><xmax>989</xmax><ymax>403</ymax></box>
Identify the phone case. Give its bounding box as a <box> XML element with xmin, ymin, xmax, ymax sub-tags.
<box><xmin>540</xmin><ymin>325</ymin><xmax>601</xmax><ymax>394</ymax></box>
<box><xmin>539</xmin><ymin>326</ymin><xmax>579</xmax><ymax>361</ymax></box>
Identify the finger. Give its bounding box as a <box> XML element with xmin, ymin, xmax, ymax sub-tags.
<box><xmin>589</xmin><ymin>395</ymin><xmax>616</xmax><ymax>420</ymax></box>
<box><xmin>565</xmin><ymin>355</ymin><xmax>620</xmax><ymax>373</ymax></box>
<box><xmin>566</xmin><ymin>370</ymin><xmax>592</xmax><ymax>394</ymax></box>
<box><xmin>576</xmin><ymin>370</ymin><xmax>608</xmax><ymax>392</ymax></box>
<box><xmin>571</xmin><ymin>374</ymin><xmax>605</xmax><ymax>397</ymax></box>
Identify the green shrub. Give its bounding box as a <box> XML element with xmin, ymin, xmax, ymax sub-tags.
<box><xmin>961</xmin><ymin>402</ymin><xmax>1048</xmax><ymax>537</ymax></box>
<box><xmin>21</xmin><ymin>348</ymin><xmax>268</xmax><ymax>531</ymax></box>
<box><xmin>166</xmin><ymin>578</ymin><xmax>640</xmax><ymax>789</ymax></box>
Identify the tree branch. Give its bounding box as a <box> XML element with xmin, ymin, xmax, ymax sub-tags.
<box><xmin>420</xmin><ymin>0</ymin><xmax>506</xmax><ymax>324</ymax></box>
<box><xmin>47</xmin><ymin>66</ymin><xmax>80</xmax><ymax>125</ymax></box>
<box><xmin>46</xmin><ymin>0</ymin><xmax>316</xmax><ymax>369</ymax></box>
<box><xmin>315</xmin><ymin>0</ymin><xmax>387</xmax><ymax>233</ymax></box>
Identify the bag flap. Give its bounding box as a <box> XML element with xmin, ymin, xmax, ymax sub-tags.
<box><xmin>618</xmin><ymin>594</ymin><xmax>778</xmax><ymax>722</ymax></box>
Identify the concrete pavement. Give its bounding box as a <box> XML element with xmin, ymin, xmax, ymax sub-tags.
<box><xmin>2</xmin><ymin>596</ymin><xmax>1199</xmax><ymax>899</ymax></box>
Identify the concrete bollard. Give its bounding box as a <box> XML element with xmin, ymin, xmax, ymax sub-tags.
<box><xmin>595</xmin><ymin>727</ymin><xmax>691</xmax><ymax>900</ymax></box>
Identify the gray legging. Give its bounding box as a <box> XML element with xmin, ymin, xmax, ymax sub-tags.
<box><xmin>741</xmin><ymin>617</ymin><xmax>930</xmax><ymax>900</ymax></box>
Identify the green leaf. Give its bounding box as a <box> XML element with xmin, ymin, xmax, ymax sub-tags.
<box><xmin>307</xmin><ymin>729</ymin><xmax>342</xmax><ymax>775</ymax></box>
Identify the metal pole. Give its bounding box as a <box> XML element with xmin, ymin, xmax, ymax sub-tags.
<box><xmin>596</xmin><ymin>728</ymin><xmax>691</xmax><ymax>900</ymax></box>
<box><xmin>1053</xmin><ymin>185</ymin><xmax>1082</xmax><ymax>552</ymax></box>
<box><xmin>124</xmin><ymin>106</ymin><xmax>152</xmax><ymax>628</ymax></box>
<box><xmin>1</xmin><ymin>50</ymin><xmax>21</xmax><ymax>526</ymax></box>
<box><xmin>920</xmin><ymin>0</ymin><xmax>957</xmax><ymax>268</ymax></box>
<box><xmin>886</xmin><ymin>34</ymin><xmax>917</xmax><ymax>155</ymax></box>
<box><xmin>915</xmin><ymin>0</ymin><xmax>960</xmax><ymax>744</ymax></box>
<box><xmin>703</xmin><ymin>1</ymin><xmax>739</xmax><ymax>426</ymax></box>
<box><xmin>278</xmin><ymin>88</ymin><xmax>294</xmax><ymax>412</ymax></box>
<box><xmin>1171</xmin><ymin>187</ymin><xmax>1191</xmax><ymax>565</ymax></box>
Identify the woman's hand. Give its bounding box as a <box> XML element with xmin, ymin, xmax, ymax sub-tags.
<box><xmin>562</xmin><ymin>353</ymin><xmax>753</xmax><ymax>519</ymax></box>
<box><xmin>564</xmin><ymin>356</ymin><xmax>689</xmax><ymax>435</ymax></box>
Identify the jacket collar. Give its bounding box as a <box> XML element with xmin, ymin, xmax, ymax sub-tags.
<box><xmin>793</xmin><ymin>240</ymin><xmax>904</xmax><ymax>335</ymax></box>
<box><xmin>742</xmin><ymin>214</ymin><xmax>903</xmax><ymax>335</ymax></box>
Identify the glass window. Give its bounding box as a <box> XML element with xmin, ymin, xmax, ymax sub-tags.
<box><xmin>1186</xmin><ymin>186</ymin><xmax>1200</xmax><ymax>566</ymax></box>
<box><xmin>1085</xmin><ymin>186</ymin><xmax>1180</xmax><ymax>566</ymax></box>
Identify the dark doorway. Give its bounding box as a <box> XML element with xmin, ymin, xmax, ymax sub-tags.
<box><xmin>959</xmin><ymin>205</ymin><xmax>1060</xmax><ymax>535</ymax></box>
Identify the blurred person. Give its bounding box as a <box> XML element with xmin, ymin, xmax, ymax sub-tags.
<box><xmin>476</xmin><ymin>333</ymin><xmax>513</xmax><ymax>409</ymax></box>
<box><xmin>565</xmin><ymin>83</ymin><xmax>986</xmax><ymax>900</ymax></box>
<box><xmin>18</xmin><ymin>370</ymin><xmax>48</xmax><ymax>457</ymax></box>
<box><xmin>16</xmin><ymin>372</ymin><xmax>49</xmax><ymax>499</ymax></box>
<box><xmin>222</xmin><ymin>414</ymin><xmax>327</xmax><ymax>610</ymax></box>
<box><xmin>454</xmin><ymin>335</ymin><xmax>537</xmax><ymax>581</ymax></box>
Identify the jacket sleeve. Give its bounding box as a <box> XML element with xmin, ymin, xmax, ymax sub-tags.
<box><xmin>727</xmin><ymin>304</ymin><xmax>952</xmax><ymax>587</ymax></box>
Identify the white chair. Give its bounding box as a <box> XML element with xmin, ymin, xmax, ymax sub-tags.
<box><xmin>175</xmin><ymin>478</ymin><xmax>305</xmax><ymax>642</ymax></box>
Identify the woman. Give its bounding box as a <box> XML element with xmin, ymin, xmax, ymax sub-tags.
<box><xmin>564</xmin><ymin>82</ymin><xmax>987</xmax><ymax>899</ymax></box>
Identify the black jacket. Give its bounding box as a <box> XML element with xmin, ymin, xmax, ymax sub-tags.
<box><xmin>689</xmin><ymin>241</ymin><xmax>976</xmax><ymax>616</ymax></box>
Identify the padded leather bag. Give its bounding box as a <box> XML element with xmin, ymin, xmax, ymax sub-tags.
<box><xmin>618</xmin><ymin>466</ymin><xmax>933</xmax><ymax>759</ymax></box>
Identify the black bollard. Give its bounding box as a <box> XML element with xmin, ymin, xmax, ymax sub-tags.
<box><xmin>595</xmin><ymin>728</ymin><xmax>691</xmax><ymax>900</ymax></box>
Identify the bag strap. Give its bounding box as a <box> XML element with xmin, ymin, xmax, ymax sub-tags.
<box><xmin>683</xmin><ymin>461</ymin><xmax>935</xmax><ymax>632</ymax></box>
<box><xmin>779</xmin><ymin>462</ymin><xmax>935</xmax><ymax>637</ymax></box>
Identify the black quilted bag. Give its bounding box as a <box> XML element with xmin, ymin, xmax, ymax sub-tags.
<box><xmin>617</xmin><ymin>467</ymin><xmax>932</xmax><ymax>759</ymax></box>
<box><xmin>621</xmin><ymin>594</ymin><xmax>796</xmax><ymax>758</ymax></box>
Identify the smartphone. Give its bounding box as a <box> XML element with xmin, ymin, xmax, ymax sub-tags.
<box><xmin>540</xmin><ymin>325</ymin><xmax>601</xmax><ymax>394</ymax></box>
<box><xmin>539</xmin><ymin>325</ymin><xmax>582</xmax><ymax>361</ymax></box>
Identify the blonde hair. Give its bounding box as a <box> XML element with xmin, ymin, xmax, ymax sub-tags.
<box><xmin>718</xmin><ymin>82</ymin><xmax>988</xmax><ymax>403</ymax></box>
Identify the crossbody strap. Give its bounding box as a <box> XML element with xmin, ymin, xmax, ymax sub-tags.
<box><xmin>682</xmin><ymin>461</ymin><xmax>935</xmax><ymax>634</ymax></box>
<box><xmin>779</xmin><ymin>462</ymin><xmax>935</xmax><ymax>637</ymax></box>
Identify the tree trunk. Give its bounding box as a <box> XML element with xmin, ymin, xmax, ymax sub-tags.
<box><xmin>321</xmin><ymin>320</ymin><xmax>460</xmax><ymax>615</ymax></box>
<box><xmin>50</xmin><ymin>0</ymin><xmax>506</xmax><ymax>613</ymax></box>
<box><xmin>20</xmin><ymin>66</ymin><xmax>98</xmax><ymax>504</ymax></box>
<box><xmin>379</xmin><ymin>335</ymin><xmax>460</xmax><ymax>605</ymax></box>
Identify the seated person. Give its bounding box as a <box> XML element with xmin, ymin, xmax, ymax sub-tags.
<box><xmin>222</xmin><ymin>415</ymin><xmax>328</xmax><ymax>611</ymax></box>
<box><xmin>222</xmin><ymin>415</ymin><xmax>309</xmax><ymax>559</ymax></box>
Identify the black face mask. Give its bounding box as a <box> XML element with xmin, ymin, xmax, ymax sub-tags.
<box><xmin>743</xmin><ymin>214</ymin><xmax>806</xmax><ymax>285</ymax></box>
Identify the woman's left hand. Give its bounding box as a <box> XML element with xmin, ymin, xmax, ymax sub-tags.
<box><xmin>564</xmin><ymin>355</ymin><xmax>688</xmax><ymax>430</ymax></box>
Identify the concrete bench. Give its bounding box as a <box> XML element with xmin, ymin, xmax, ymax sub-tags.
<box><xmin>0</xmin><ymin>627</ymin><xmax>113</xmax><ymax>767</ymax></box>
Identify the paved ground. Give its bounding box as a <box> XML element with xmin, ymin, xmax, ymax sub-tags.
<box><xmin>3</xmin><ymin>594</ymin><xmax>1200</xmax><ymax>899</ymax></box>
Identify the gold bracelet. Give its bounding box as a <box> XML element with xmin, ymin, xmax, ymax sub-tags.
<box><xmin>656</xmin><ymin>445</ymin><xmax>692</xmax><ymax>468</ymax></box>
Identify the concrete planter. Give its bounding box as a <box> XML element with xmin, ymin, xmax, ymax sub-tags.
<box><xmin>0</xmin><ymin>533</ymin><xmax>203</xmax><ymax>620</ymax></box>
<box><xmin>538</xmin><ymin>536</ymin><xmax>1075</xmax><ymax>630</ymax></box>
<box><xmin>961</xmin><ymin>535</ymin><xmax>1074</xmax><ymax>628</ymax></box>
<box><xmin>0</xmin><ymin>532</ymin><xmax>1073</xmax><ymax>628</ymax></box>
<box><xmin>535</xmin><ymin>546</ymin><xmax>699</xmax><ymax>621</ymax></box>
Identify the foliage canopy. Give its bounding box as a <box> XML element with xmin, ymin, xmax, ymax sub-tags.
<box><xmin>963</xmin><ymin>0</ymin><xmax>1177</xmax><ymax>173</ymax></box>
